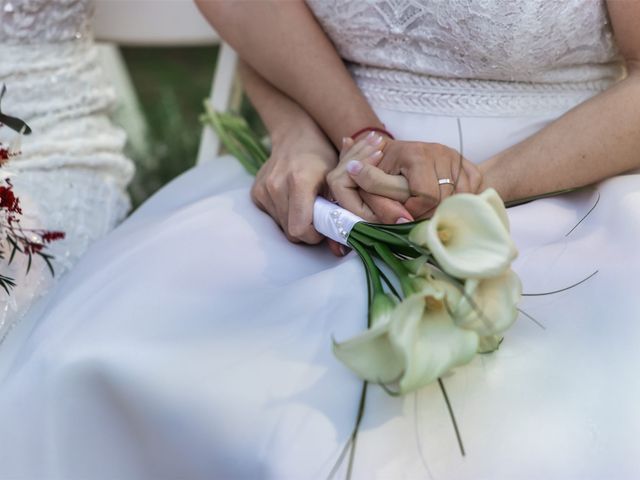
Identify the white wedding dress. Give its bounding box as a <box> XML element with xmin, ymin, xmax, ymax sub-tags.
<box><xmin>0</xmin><ymin>0</ymin><xmax>133</xmax><ymax>342</ymax></box>
<box><xmin>1</xmin><ymin>1</ymin><xmax>638</xmax><ymax>479</ymax></box>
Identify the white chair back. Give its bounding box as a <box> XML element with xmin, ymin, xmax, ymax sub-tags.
<box><xmin>94</xmin><ymin>0</ymin><xmax>218</xmax><ymax>46</ymax></box>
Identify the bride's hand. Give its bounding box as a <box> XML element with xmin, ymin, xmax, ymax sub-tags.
<box><xmin>251</xmin><ymin>120</ymin><xmax>337</xmax><ymax>244</ymax></box>
<box><xmin>349</xmin><ymin>140</ymin><xmax>483</xmax><ymax>219</ymax></box>
<box><xmin>326</xmin><ymin>133</ymin><xmax>414</xmax><ymax>223</ymax></box>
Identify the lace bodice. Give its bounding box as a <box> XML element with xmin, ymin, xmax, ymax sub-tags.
<box><xmin>306</xmin><ymin>0</ymin><xmax>625</xmax><ymax>115</ymax></box>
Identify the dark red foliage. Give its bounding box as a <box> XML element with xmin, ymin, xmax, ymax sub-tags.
<box><xmin>0</xmin><ymin>147</ymin><xmax>9</xmax><ymax>165</ymax></box>
<box><xmin>0</xmin><ymin>181</ymin><xmax>21</xmax><ymax>214</ymax></box>
<box><xmin>41</xmin><ymin>231</ymin><xmax>66</xmax><ymax>243</ymax></box>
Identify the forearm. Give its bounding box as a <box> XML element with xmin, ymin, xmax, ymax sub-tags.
<box><xmin>480</xmin><ymin>69</ymin><xmax>640</xmax><ymax>202</ymax></box>
<box><xmin>239</xmin><ymin>61</ymin><xmax>320</xmax><ymax>143</ymax></box>
<box><xmin>196</xmin><ymin>0</ymin><xmax>382</xmax><ymax>147</ymax></box>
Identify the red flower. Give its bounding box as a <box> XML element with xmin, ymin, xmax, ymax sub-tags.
<box><xmin>41</xmin><ymin>231</ymin><xmax>66</xmax><ymax>243</ymax></box>
<box><xmin>0</xmin><ymin>147</ymin><xmax>9</xmax><ymax>165</ymax></box>
<box><xmin>0</xmin><ymin>181</ymin><xmax>21</xmax><ymax>214</ymax></box>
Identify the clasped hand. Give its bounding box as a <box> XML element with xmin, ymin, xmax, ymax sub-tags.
<box><xmin>327</xmin><ymin>132</ymin><xmax>483</xmax><ymax>223</ymax></box>
<box><xmin>251</xmin><ymin>127</ymin><xmax>482</xmax><ymax>255</ymax></box>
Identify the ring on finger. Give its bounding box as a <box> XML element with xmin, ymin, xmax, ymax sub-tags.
<box><xmin>438</xmin><ymin>177</ymin><xmax>456</xmax><ymax>188</ymax></box>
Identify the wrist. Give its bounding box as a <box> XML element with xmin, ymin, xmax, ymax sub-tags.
<box><xmin>268</xmin><ymin>107</ymin><xmax>319</xmax><ymax>145</ymax></box>
<box><xmin>349</xmin><ymin>126</ymin><xmax>395</xmax><ymax>142</ymax></box>
<box><xmin>478</xmin><ymin>156</ymin><xmax>513</xmax><ymax>201</ymax></box>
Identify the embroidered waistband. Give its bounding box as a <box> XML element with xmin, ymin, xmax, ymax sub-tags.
<box><xmin>350</xmin><ymin>65</ymin><xmax>616</xmax><ymax>116</ymax></box>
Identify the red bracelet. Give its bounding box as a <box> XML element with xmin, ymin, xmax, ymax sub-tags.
<box><xmin>349</xmin><ymin>126</ymin><xmax>395</xmax><ymax>141</ymax></box>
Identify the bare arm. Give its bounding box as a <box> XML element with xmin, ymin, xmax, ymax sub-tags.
<box><xmin>478</xmin><ymin>1</ymin><xmax>640</xmax><ymax>202</ymax></box>
<box><xmin>196</xmin><ymin>0</ymin><xmax>382</xmax><ymax>147</ymax></box>
<box><xmin>238</xmin><ymin>61</ymin><xmax>339</xmax><ymax>246</ymax></box>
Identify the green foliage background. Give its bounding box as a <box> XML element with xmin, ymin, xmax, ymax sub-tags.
<box><xmin>121</xmin><ymin>46</ymin><xmax>217</xmax><ymax>207</ymax></box>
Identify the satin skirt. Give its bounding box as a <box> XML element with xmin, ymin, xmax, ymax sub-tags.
<box><xmin>1</xmin><ymin>108</ymin><xmax>639</xmax><ymax>479</ymax></box>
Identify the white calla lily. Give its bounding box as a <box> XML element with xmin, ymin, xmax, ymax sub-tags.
<box><xmin>409</xmin><ymin>193</ymin><xmax>517</xmax><ymax>279</ymax></box>
<box><xmin>390</xmin><ymin>295</ymin><xmax>478</xmax><ymax>394</ymax></box>
<box><xmin>479</xmin><ymin>188</ymin><xmax>510</xmax><ymax>231</ymax></box>
<box><xmin>477</xmin><ymin>335</ymin><xmax>504</xmax><ymax>354</ymax></box>
<box><xmin>411</xmin><ymin>263</ymin><xmax>462</xmax><ymax>308</ymax></box>
<box><xmin>453</xmin><ymin>269</ymin><xmax>522</xmax><ymax>336</ymax></box>
<box><xmin>333</xmin><ymin>294</ymin><xmax>421</xmax><ymax>384</ymax></box>
<box><xmin>334</xmin><ymin>293</ymin><xmax>479</xmax><ymax>395</ymax></box>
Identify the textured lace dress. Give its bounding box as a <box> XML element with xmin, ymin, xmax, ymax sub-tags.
<box><xmin>307</xmin><ymin>0</ymin><xmax>623</xmax><ymax>115</ymax></box>
<box><xmin>0</xmin><ymin>0</ymin><xmax>133</xmax><ymax>340</ymax></box>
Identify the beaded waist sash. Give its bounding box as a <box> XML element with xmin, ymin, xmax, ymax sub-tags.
<box><xmin>350</xmin><ymin>64</ymin><xmax>618</xmax><ymax>117</ymax></box>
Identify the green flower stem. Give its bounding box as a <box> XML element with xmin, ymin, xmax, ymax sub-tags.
<box><xmin>353</xmin><ymin>223</ymin><xmax>408</xmax><ymax>248</ymax></box>
<box><xmin>350</xmin><ymin>230</ymin><xmax>419</xmax><ymax>259</ymax></box>
<box><xmin>504</xmin><ymin>186</ymin><xmax>584</xmax><ymax>208</ymax></box>
<box><xmin>348</xmin><ymin>230</ymin><xmax>376</xmax><ymax>247</ymax></box>
<box><xmin>202</xmin><ymin>102</ymin><xmax>261</xmax><ymax>175</ymax></box>
<box><xmin>371</xmin><ymin>222</ymin><xmax>419</xmax><ymax>235</ymax></box>
<box><xmin>349</xmin><ymin>238</ymin><xmax>383</xmax><ymax>299</ymax></box>
<box><xmin>228</xmin><ymin>125</ymin><xmax>269</xmax><ymax>165</ymax></box>
<box><xmin>373</xmin><ymin>243</ymin><xmax>415</xmax><ymax>297</ymax></box>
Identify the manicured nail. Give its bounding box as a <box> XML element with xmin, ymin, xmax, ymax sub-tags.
<box><xmin>369</xmin><ymin>150</ymin><xmax>383</xmax><ymax>160</ymax></box>
<box><xmin>341</xmin><ymin>137</ymin><xmax>349</xmax><ymax>146</ymax></box>
<box><xmin>372</xmin><ymin>134</ymin><xmax>384</xmax><ymax>146</ymax></box>
<box><xmin>346</xmin><ymin>160</ymin><xmax>363</xmax><ymax>175</ymax></box>
<box><xmin>366</xmin><ymin>131</ymin><xmax>376</xmax><ymax>139</ymax></box>
<box><xmin>395</xmin><ymin>217</ymin><xmax>411</xmax><ymax>224</ymax></box>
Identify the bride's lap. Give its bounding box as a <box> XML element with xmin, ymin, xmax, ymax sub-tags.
<box><xmin>3</xmin><ymin>121</ymin><xmax>640</xmax><ymax>478</ymax></box>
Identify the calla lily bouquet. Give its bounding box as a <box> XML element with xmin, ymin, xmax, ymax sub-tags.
<box><xmin>203</xmin><ymin>106</ymin><xmax>521</xmax><ymax>395</ymax></box>
<box><xmin>331</xmin><ymin>188</ymin><xmax>521</xmax><ymax>395</ymax></box>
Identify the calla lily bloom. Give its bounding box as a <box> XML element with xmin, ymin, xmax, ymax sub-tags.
<box><xmin>334</xmin><ymin>294</ymin><xmax>479</xmax><ymax>395</ymax></box>
<box><xmin>391</xmin><ymin>295</ymin><xmax>478</xmax><ymax>393</ymax></box>
<box><xmin>453</xmin><ymin>269</ymin><xmax>522</xmax><ymax>336</ymax></box>
<box><xmin>409</xmin><ymin>191</ymin><xmax>517</xmax><ymax>279</ymax></box>
<box><xmin>477</xmin><ymin>335</ymin><xmax>504</xmax><ymax>354</ymax></box>
<box><xmin>479</xmin><ymin>188</ymin><xmax>510</xmax><ymax>231</ymax></box>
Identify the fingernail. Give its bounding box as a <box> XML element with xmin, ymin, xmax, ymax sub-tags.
<box><xmin>369</xmin><ymin>150</ymin><xmax>383</xmax><ymax>160</ymax></box>
<box><xmin>346</xmin><ymin>160</ymin><xmax>363</xmax><ymax>175</ymax></box>
<box><xmin>339</xmin><ymin>245</ymin><xmax>351</xmax><ymax>256</ymax></box>
<box><xmin>395</xmin><ymin>217</ymin><xmax>411</xmax><ymax>224</ymax></box>
<box><xmin>341</xmin><ymin>137</ymin><xmax>349</xmax><ymax>146</ymax></box>
<box><xmin>372</xmin><ymin>134</ymin><xmax>384</xmax><ymax>146</ymax></box>
<box><xmin>366</xmin><ymin>131</ymin><xmax>376</xmax><ymax>139</ymax></box>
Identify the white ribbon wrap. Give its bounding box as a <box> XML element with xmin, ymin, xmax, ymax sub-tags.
<box><xmin>312</xmin><ymin>197</ymin><xmax>363</xmax><ymax>246</ymax></box>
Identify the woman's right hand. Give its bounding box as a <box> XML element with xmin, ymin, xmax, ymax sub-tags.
<box><xmin>250</xmin><ymin>118</ymin><xmax>337</xmax><ymax>245</ymax></box>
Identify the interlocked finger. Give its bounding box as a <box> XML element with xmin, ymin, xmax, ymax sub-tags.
<box><xmin>347</xmin><ymin>161</ymin><xmax>410</xmax><ymax>202</ymax></box>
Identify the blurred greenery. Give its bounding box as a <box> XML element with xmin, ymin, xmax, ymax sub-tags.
<box><xmin>120</xmin><ymin>46</ymin><xmax>265</xmax><ymax>208</ymax></box>
<box><xmin>121</xmin><ymin>46</ymin><xmax>218</xmax><ymax>207</ymax></box>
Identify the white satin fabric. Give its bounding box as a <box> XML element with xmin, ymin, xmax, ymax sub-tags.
<box><xmin>1</xmin><ymin>107</ymin><xmax>639</xmax><ymax>479</ymax></box>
